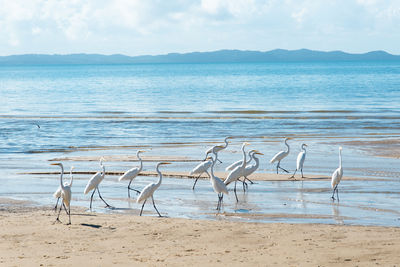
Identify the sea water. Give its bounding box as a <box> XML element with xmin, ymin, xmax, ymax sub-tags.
<box><xmin>0</xmin><ymin>62</ymin><xmax>399</xmax><ymax>226</ymax></box>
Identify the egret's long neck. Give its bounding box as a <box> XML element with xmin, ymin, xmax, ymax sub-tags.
<box><xmin>246</xmin><ymin>151</ymin><xmax>253</xmax><ymax>164</ymax></box>
<box><xmin>302</xmin><ymin>145</ymin><xmax>306</xmax><ymax>153</ymax></box>
<box><xmin>156</xmin><ymin>165</ymin><xmax>163</xmax><ymax>187</ymax></box>
<box><xmin>210</xmin><ymin>154</ymin><xmax>216</xmax><ymax>180</ymax></box>
<box><xmin>339</xmin><ymin>149</ymin><xmax>342</xmax><ymax>168</ymax></box>
<box><xmin>69</xmin><ymin>168</ymin><xmax>73</xmax><ymax>186</ymax></box>
<box><xmin>137</xmin><ymin>153</ymin><xmax>143</xmax><ymax>171</ymax></box>
<box><xmin>253</xmin><ymin>155</ymin><xmax>260</xmax><ymax>168</ymax></box>
<box><xmin>285</xmin><ymin>139</ymin><xmax>290</xmax><ymax>153</ymax></box>
<box><xmin>59</xmin><ymin>164</ymin><xmax>65</xmax><ymax>190</ymax></box>
<box><xmin>222</xmin><ymin>137</ymin><xmax>229</xmax><ymax>148</ymax></box>
<box><xmin>240</xmin><ymin>145</ymin><xmax>247</xmax><ymax>168</ymax></box>
<box><xmin>101</xmin><ymin>162</ymin><xmax>105</xmax><ymax>176</ymax></box>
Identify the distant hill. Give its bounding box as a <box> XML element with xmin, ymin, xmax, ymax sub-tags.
<box><xmin>1</xmin><ymin>49</ymin><xmax>399</xmax><ymax>65</ymax></box>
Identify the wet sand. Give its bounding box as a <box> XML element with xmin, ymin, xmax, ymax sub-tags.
<box><xmin>20</xmin><ymin>170</ymin><xmax>384</xmax><ymax>182</ymax></box>
<box><xmin>1</xmin><ymin>203</ymin><xmax>399</xmax><ymax>266</ymax></box>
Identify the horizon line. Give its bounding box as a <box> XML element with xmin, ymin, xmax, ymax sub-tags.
<box><xmin>1</xmin><ymin>48</ymin><xmax>399</xmax><ymax>58</ymax></box>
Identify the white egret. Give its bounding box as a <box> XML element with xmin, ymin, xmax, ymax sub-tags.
<box><xmin>331</xmin><ymin>147</ymin><xmax>343</xmax><ymax>201</ymax></box>
<box><xmin>137</xmin><ymin>162</ymin><xmax>171</xmax><ymax>217</ymax></box>
<box><xmin>209</xmin><ymin>146</ymin><xmax>229</xmax><ymax>211</ymax></box>
<box><xmin>226</xmin><ymin>149</ymin><xmax>258</xmax><ymax>191</ymax></box>
<box><xmin>290</xmin><ymin>144</ymin><xmax>307</xmax><ymax>179</ymax></box>
<box><xmin>84</xmin><ymin>158</ymin><xmax>112</xmax><ymax>210</ymax></box>
<box><xmin>51</xmin><ymin>163</ymin><xmax>72</xmax><ymax>225</ymax></box>
<box><xmin>118</xmin><ymin>150</ymin><xmax>145</xmax><ymax>198</ymax></box>
<box><xmin>53</xmin><ymin>165</ymin><xmax>74</xmax><ymax>211</ymax></box>
<box><xmin>189</xmin><ymin>156</ymin><xmax>212</xmax><ymax>190</ymax></box>
<box><xmin>242</xmin><ymin>151</ymin><xmax>264</xmax><ymax>182</ymax></box>
<box><xmin>270</xmin><ymin>137</ymin><xmax>291</xmax><ymax>174</ymax></box>
<box><xmin>224</xmin><ymin>142</ymin><xmax>250</xmax><ymax>202</ymax></box>
<box><xmin>225</xmin><ymin>149</ymin><xmax>257</xmax><ymax>172</ymax></box>
<box><xmin>204</xmin><ymin>136</ymin><xmax>232</xmax><ymax>163</ymax></box>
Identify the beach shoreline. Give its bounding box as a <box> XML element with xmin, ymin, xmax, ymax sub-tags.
<box><xmin>1</xmin><ymin>203</ymin><xmax>399</xmax><ymax>266</ymax></box>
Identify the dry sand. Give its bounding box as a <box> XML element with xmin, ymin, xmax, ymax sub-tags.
<box><xmin>1</xmin><ymin>203</ymin><xmax>400</xmax><ymax>266</ymax></box>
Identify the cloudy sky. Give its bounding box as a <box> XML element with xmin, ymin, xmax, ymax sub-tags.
<box><xmin>0</xmin><ymin>0</ymin><xmax>399</xmax><ymax>56</ymax></box>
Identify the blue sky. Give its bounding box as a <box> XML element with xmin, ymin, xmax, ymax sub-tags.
<box><xmin>0</xmin><ymin>0</ymin><xmax>399</xmax><ymax>56</ymax></box>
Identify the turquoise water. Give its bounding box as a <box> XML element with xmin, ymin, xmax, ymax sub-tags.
<box><xmin>1</xmin><ymin>62</ymin><xmax>400</xmax><ymax>226</ymax></box>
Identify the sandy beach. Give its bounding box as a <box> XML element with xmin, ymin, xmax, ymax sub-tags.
<box><xmin>1</xmin><ymin>201</ymin><xmax>400</xmax><ymax>266</ymax></box>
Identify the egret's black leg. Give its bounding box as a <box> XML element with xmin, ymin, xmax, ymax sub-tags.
<box><xmin>290</xmin><ymin>169</ymin><xmax>297</xmax><ymax>179</ymax></box>
<box><xmin>192</xmin><ymin>174</ymin><xmax>201</xmax><ymax>190</ymax></box>
<box><xmin>128</xmin><ymin>188</ymin><xmax>141</xmax><ymax>194</ymax></box>
<box><xmin>216</xmin><ymin>193</ymin><xmax>224</xmax><ymax>211</ymax></box>
<box><xmin>90</xmin><ymin>189</ymin><xmax>96</xmax><ymax>210</ymax></box>
<box><xmin>127</xmin><ymin>180</ymin><xmax>131</xmax><ymax>198</ymax></box>
<box><xmin>234</xmin><ymin>180</ymin><xmax>238</xmax><ymax>202</ymax></box>
<box><xmin>54</xmin><ymin>197</ymin><xmax>60</xmax><ymax>211</ymax></box>
<box><xmin>139</xmin><ymin>199</ymin><xmax>147</xmax><ymax>216</ymax></box>
<box><xmin>97</xmin><ymin>187</ymin><xmax>112</xmax><ymax>208</ymax></box>
<box><xmin>241</xmin><ymin>179</ymin><xmax>246</xmax><ymax>192</ymax></box>
<box><xmin>336</xmin><ymin>188</ymin><xmax>339</xmax><ymax>202</ymax></box>
<box><xmin>56</xmin><ymin>202</ymin><xmax>63</xmax><ymax>222</ymax></box>
<box><xmin>63</xmin><ymin>203</ymin><xmax>68</xmax><ymax>216</ymax></box>
<box><xmin>245</xmin><ymin>177</ymin><xmax>254</xmax><ymax>184</ymax></box>
<box><xmin>128</xmin><ymin>180</ymin><xmax>141</xmax><ymax>196</ymax></box>
<box><xmin>301</xmin><ymin>168</ymin><xmax>304</xmax><ymax>178</ymax></box>
<box><xmin>279</xmin><ymin>166</ymin><xmax>289</xmax><ymax>173</ymax></box>
<box><xmin>276</xmin><ymin>163</ymin><xmax>279</xmax><ymax>174</ymax></box>
<box><xmin>331</xmin><ymin>185</ymin><xmax>337</xmax><ymax>201</ymax></box>
<box><xmin>67</xmin><ymin>205</ymin><xmax>71</xmax><ymax>225</ymax></box>
<box><xmin>152</xmin><ymin>196</ymin><xmax>162</xmax><ymax>217</ymax></box>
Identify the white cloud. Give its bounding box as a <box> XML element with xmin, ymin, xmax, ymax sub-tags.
<box><xmin>0</xmin><ymin>0</ymin><xmax>399</xmax><ymax>55</ymax></box>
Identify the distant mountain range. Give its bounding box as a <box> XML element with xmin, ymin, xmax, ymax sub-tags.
<box><xmin>1</xmin><ymin>49</ymin><xmax>399</xmax><ymax>65</ymax></box>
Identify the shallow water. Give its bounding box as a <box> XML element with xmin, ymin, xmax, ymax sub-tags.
<box><xmin>1</xmin><ymin>62</ymin><xmax>400</xmax><ymax>226</ymax></box>
<box><xmin>1</xmin><ymin>172</ymin><xmax>399</xmax><ymax>226</ymax></box>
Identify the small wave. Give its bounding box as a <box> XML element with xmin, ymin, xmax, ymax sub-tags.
<box><xmin>309</xmin><ymin>110</ymin><xmax>356</xmax><ymax>113</ymax></box>
<box><xmin>158</xmin><ymin>111</ymin><xmax>194</xmax><ymax>114</ymax></box>
<box><xmin>209</xmin><ymin>110</ymin><xmax>299</xmax><ymax>114</ymax></box>
<box><xmin>90</xmin><ymin>110</ymin><xmax>127</xmax><ymax>114</ymax></box>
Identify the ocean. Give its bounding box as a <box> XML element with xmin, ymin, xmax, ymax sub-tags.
<box><xmin>1</xmin><ymin>61</ymin><xmax>400</xmax><ymax>225</ymax></box>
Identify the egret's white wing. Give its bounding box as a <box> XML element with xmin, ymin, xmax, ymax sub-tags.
<box><xmin>270</xmin><ymin>150</ymin><xmax>285</xmax><ymax>163</ymax></box>
<box><xmin>137</xmin><ymin>183</ymin><xmax>157</xmax><ymax>203</ymax></box>
<box><xmin>190</xmin><ymin>160</ymin><xmax>212</xmax><ymax>175</ymax></box>
<box><xmin>119</xmin><ymin>167</ymin><xmax>140</xmax><ymax>181</ymax></box>
<box><xmin>211</xmin><ymin>175</ymin><xmax>229</xmax><ymax>195</ymax></box>
<box><xmin>296</xmin><ymin>151</ymin><xmax>306</xmax><ymax>170</ymax></box>
<box><xmin>84</xmin><ymin>172</ymin><xmax>104</xmax><ymax>194</ymax></box>
<box><xmin>225</xmin><ymin>160</ymin><xmax>242</xmax><ymax>171</ymax></box>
